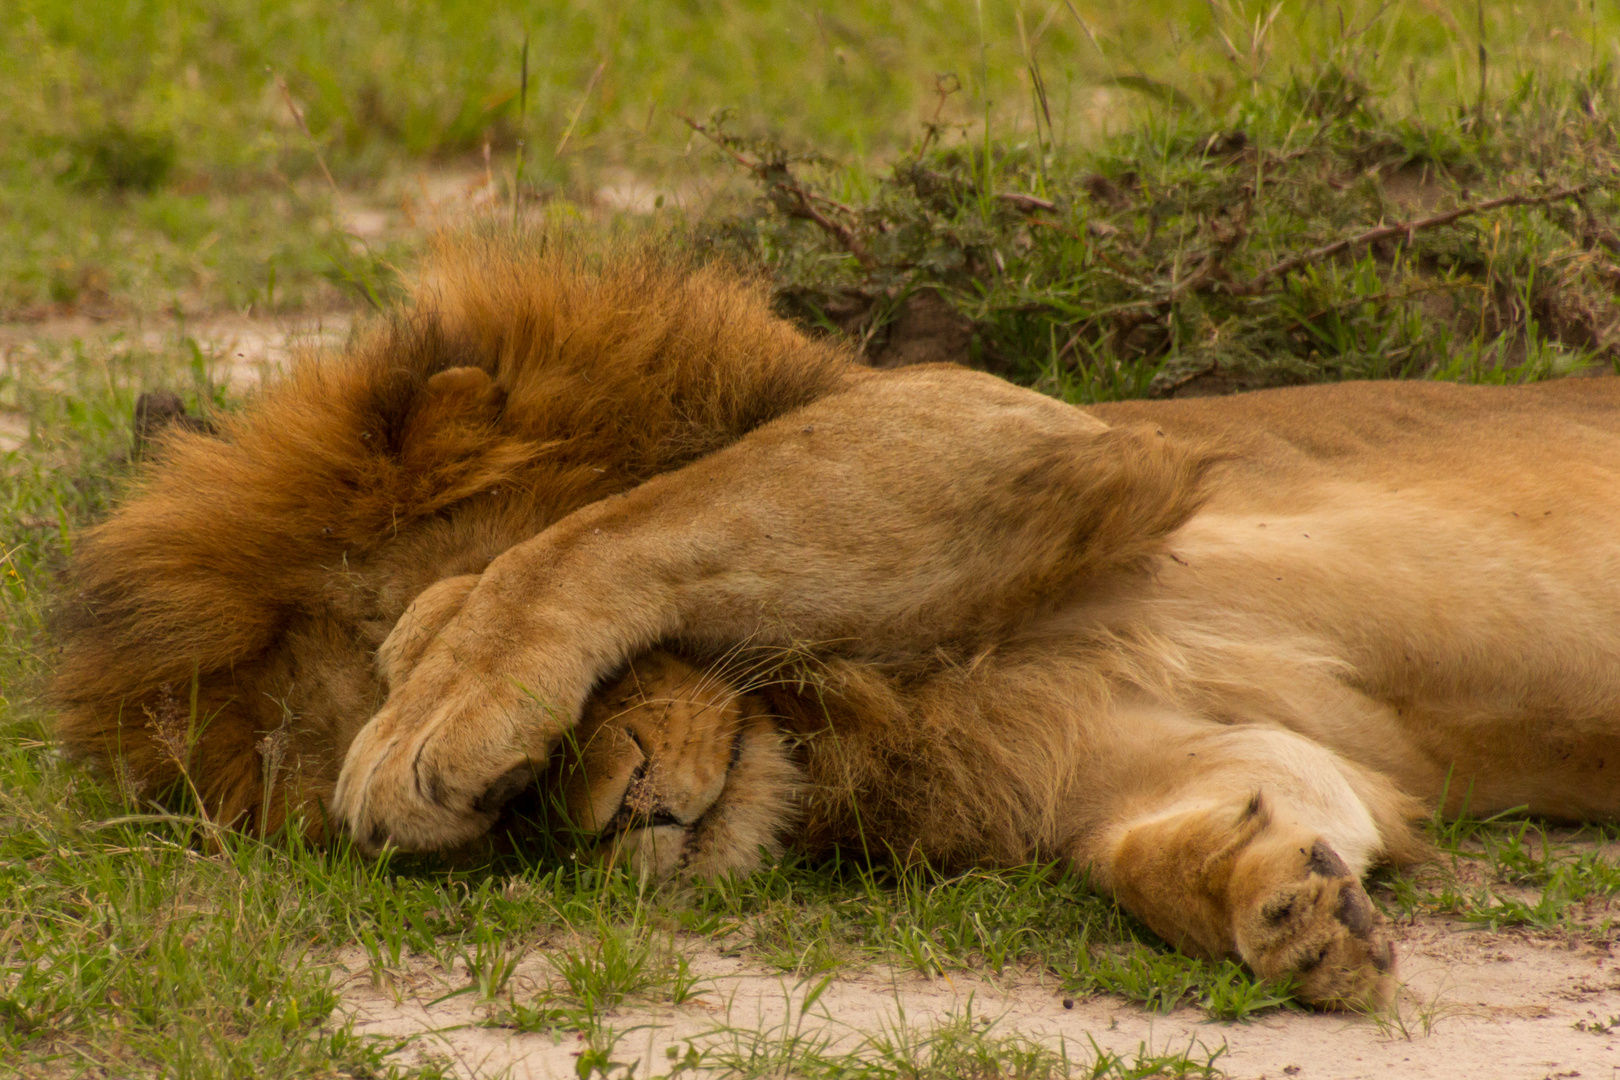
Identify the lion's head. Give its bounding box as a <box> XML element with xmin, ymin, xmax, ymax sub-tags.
<box><xmin>50</xmin><ymin>233</ymin><xmax>850</xmax><ymax>837</ymax></box>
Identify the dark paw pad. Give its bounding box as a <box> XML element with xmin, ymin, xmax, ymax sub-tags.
<box><xmin>1334</xmin><ymin>880</ymin><xmax>1376</xmax><ymax>937</ymax></box>
<box><xmin>1305</xmin><ymin>839</ymin><xmax>1351</xmax><ymax>879</ymax></box>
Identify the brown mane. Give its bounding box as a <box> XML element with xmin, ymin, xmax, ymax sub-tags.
<box><xmin>52</xmin><ymin>232</ymin><xmax>852</xmax><ymax>832</ymax></box>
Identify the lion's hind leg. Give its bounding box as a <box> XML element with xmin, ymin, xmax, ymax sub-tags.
<box><xmin>1082</xmin><ymin>712</ymin><xmax>1418</xmax><ymax>1010</ymax></box>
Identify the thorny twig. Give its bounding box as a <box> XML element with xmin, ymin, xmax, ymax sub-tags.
<box><xmin>1056</xmin><ymin>186</ymin><xmax>1592</xmax><ymax>366</ymax></box>
<box><xmin>275</xmin><ymin>76</ymin><xmax>339</xmax><ymax>197</ymax></box>
<box><xmin>554</xmin><ymin>58</ymin><xmax>607</xmax><ymax>159</ymax></box>
<box><xmin>1230</xmin><ymin>185</ymin><xmax>1593</xmax><ymax>295</ymax></box>
<box><xmin>998</xmin><ymin>191</ymin><xmax>1058</xmax><ymax>213</ymax></box>
<box><xmin>1060</xmin><ymin>259</ymin><xmax>1216</xmax><ymax>363</ymax></box>
<box><xmin>683</xmin><ymin>114</ymin><xmax>875</xmax><ymax>269</ymax></box>
<box><xmin>914</xmin><ymin>73</ymin><xmax>962</xmax><ymax>161</ymax></box>
<box><xmin>1290</xmin><ymin>279</ymin><xmax>1478</xmax><ymax>327</ymax></box>
<box><xmin>905</xmin><ymin>165</ymin><xmax>1057</xmax><ymax>213</ymax></box>
<box><xmin>1056</xmin><ymin>197</ymin><xmax>1252</xmax><ymax>366</ymax></box>
<box><xmin>1155</xmin><ymin>361</ymin><xmax>1220</xmax><ymax>396</ymax></box>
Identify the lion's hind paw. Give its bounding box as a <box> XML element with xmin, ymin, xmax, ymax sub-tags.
<box><xmin>1235</xmin><ymin>839</ymin><xmax>1396</xmax><ymax>1010</ymax></box>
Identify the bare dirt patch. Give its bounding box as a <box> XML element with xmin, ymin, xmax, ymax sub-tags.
<box><xmin>0</xmin><ymin>411</ymin><xmax>28</xmax><ymax>456</ymax></box>
<box><xmin>0</xmin><ymin>313</ymin><xmax>354</xmax><ymax>455</ymax></box>
<box><xmin>336</xmin><ymin>908</ymin><xmax>1620</xmax><ymax>1080</ymax></box>
<box><xmin>0</xmin><ymin>312</ymin><xmax>353</xmax><ymax>390</ymax></box>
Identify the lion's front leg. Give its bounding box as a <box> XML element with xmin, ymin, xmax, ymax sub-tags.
<box><xmin>1080</xmin><ymin>714</ymin><xmax>1411</xmax><ymax>1009</ymax></box>
<box><xmin>332</xmin><ymin>550</ymin><xmax>670</xmax><ymax>853</ymax></box>
<box><xmin>333</xmin><ymin>367</ymin><xmax>1206</xmax><ymax>852</ymax></box>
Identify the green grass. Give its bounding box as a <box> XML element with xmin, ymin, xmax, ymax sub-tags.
<box><xmin>691</xmin><ymin>992</ymin><xmax>1228</xmax><ymax>1080</ymax></box>
<box><xmin>1368</xmin><ymin>779</ymin><xmax>1620</xmax><ymax>937</ymax></box>
<box><xmin>3</xmin><ymin>1</ymin><xmax>1618</xmax><ymax>315</ymax></box>
<box><xmin>1381</xmin><ymin>816</ymin><xmax>1620</xmax><ymax>936</ymax></box>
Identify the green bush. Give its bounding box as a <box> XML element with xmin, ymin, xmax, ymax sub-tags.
<box><xmin>65</xmin><ymin>124</ymin><xmax>177</xmax><ymax>192</ymax></box>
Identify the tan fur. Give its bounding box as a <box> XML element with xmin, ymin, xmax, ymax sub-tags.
<box><xmin>53</xmin><ymin>236</ymin><xmax>1620</xmax><ymax>1009</ymax></box>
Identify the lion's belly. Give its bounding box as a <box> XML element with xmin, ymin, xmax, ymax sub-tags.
<box><xmin>1081</xmin><ymin>377</ymin><xmax>1620</xmax><ymax>818</ymax></box>
<box><xmin>1139</xmin><ymin>471</ymin><xmax>1620</xmax><ymax>818</ymax></box>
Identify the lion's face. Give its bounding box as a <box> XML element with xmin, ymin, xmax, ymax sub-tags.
<box><xmin>557</xmin><ymin>652</ymin><xmax>804</xmax><ymax>879</ymax></box>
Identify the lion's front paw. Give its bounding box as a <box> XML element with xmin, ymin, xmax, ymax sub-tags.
<box><xmin>1233</xmin><ymin>840</ymin><xmax>1395</xmax><ymax>1009</ymax></box>
<box><xmin>334</xmin><ymin>572</ymin><xmax>606</xmax><ymax>854</ymax></box>
<box><xmin>557</xmin><ymin>652</ymin><xmax>804</xmax><ymax>881</ymax></box>
<box><xmin>331</xmin><ymin>657</ymin><xmax>550</xmax><ymax>854</ymax></box>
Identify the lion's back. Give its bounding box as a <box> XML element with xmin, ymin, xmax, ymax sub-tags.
<box><xmin>1089</xmin><ymin>376</ymin><xmax>1620</xmax><ymax>500</ymax></box>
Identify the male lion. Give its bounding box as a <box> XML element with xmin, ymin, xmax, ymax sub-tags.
<box><xmin>54</xmin><ymin>236</ymin><xmax>1620</xmax><ymax>1011</ymax></box>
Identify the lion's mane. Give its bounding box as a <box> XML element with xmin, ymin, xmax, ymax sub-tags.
<box><xmin>52</xmin><ymin>234</ymin><xmax>850</xmax><ymax>833</ymax></box>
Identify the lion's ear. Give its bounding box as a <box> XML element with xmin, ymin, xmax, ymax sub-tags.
<box><xmin>424</xmin><ymin>364</ymin><xmax>496</xmax><ymax>400</ymax></box>
<box><xmin>397</xmin><ymin>366</ymin><xmax>504</xmax><ymax>469</ymax></box>
<box><xmin>377</xmin><ymin>573</ymin><xmax>480</xmax><ymax>690</ymax></box>
<box><xmin>380</xmin><ymin>363</ymin><xmax>542</xmax><ymax>521</ymax></box>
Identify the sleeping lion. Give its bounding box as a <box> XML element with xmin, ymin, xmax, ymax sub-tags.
<box><xmin>54</xmin><ymin>236</ymin><xmax>1620</xmax><ymax>1012</ymax></box>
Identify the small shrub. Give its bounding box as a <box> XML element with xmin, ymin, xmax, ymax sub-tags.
<box><xmin>65</xmin><ymin>124</ymin><xmax>177</xmax><ymax>193</ymax></box>
<box><xmin>696</xmin><ymin>64</ymin><xmax>1620</xmax><ymax>398</ymax></box>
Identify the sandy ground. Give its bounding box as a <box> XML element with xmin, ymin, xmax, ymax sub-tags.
<box><xmin>336</xmin><ymin>906</ymin><xmax>1620</xmax><ymax>1080</ymax></box>
<box><xmin>0</xmin><ymin>410</ymin><xmax>26</xmax><ymax>455</ymax></box>
<box><xmin>0</xmin><ymin>313</ymin><xmax>353</xmax><ymax>454</ymax></box>
<box><xmin>0</xmin><ymin>311</ymin><xmax>353</xmax><ymax>383</ymax></box>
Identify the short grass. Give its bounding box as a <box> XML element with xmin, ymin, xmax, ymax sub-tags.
<box><xmin>4</xmin><ymin>1</ymin><xmax>1617</xmax><ymax>316</ymax></box>
<box><xmin>1382</xmin><ymin>809</ymin><xmax>1620</xmax><ymax>937</ymax></box>
<box><xmin>6</xmin><ymin>3</ymin><xmax>1620</xmax><ymax>1077</ymax></box>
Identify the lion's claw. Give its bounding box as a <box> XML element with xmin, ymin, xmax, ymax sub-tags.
<box><xmin>330</xmin><ymin>569</ymin><xmax>599</xmax><ymax>853</ymax></box>
<box><xmin>332</xmin><ymin>710</ymin><xmax>508</xmax><ymax>854</ymax></box>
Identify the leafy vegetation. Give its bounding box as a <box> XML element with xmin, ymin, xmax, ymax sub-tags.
<box><xmin>4</xmin><ymin>0</ymin><xmax>1617</xmax><ymax>317</ymax></box>
<box><xmin>699</xmin><ymin>66</ymin><xmax>1619</xmax><ymax>396</ymax></box>
<box><xmin>1383</xmin><ymin>812</ymin><xmax>1620</xmax><ymax>936</ymax></box>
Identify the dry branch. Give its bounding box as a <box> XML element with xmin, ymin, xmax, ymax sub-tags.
<box><xmin>904</xmin><ymin>165</ymin><xmax>1057</xmax><ymax>214</ymax></box>
<box><xmin>999</xmin><ymin>191</ymin><xmax>1058</xmax><ymax>213</ymax></box>
<box><xmin>682</xmin><ymin>115</ymin><xmax>875</xmax><ymax>269</ymax></box>
<box><xmin>1230</xmin><ymin>186</ymin><xmax>1592</xmax><ymax>296</ymax></box>
<box><xmin>1055</xmin><ymin>199</ymin><xmax>1251</xmax><ymax>366</ymax></box>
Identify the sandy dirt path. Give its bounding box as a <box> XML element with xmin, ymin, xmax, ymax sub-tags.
<box><xmin>336</xmin><ymin>905</ymin><xmax>1620</xmax><ymax>1080</ymax></box>
<box><xmin>0</xmin><ymin>312</ymin><xmax>353</xmax><ymax>453</ymax></box>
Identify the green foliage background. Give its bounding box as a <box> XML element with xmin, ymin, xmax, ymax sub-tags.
<box><xmin>1</xmin><ymin>0</ymin><xmax>1613</xmax><ymax>314</ymax></box>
